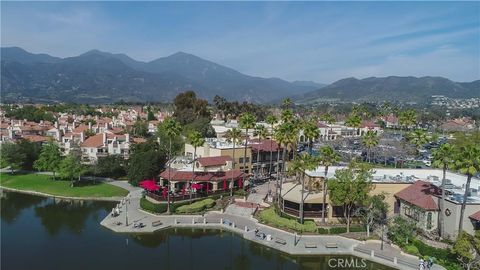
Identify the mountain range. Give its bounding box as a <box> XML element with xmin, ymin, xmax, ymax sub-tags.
<box><xmin>1</xmin><ymin>47</ymin><xmax>320</xmax><ymax>104</ymax></box>
<box><xmin>1</xmin><ymin>47</ymin><xmax>478</xmax><ymax>104</ymax></box>
<box><xmin>293</xmin><ymin>76</ymin><xmax>479</xmax><ymax>104</ymax></box>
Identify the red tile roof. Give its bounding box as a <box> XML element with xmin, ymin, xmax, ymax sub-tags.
<box><xmin>248</xmin><ymin>139</ymin><xmax>280</xmax><ymax>152</ymax></box>
<box><xmin>197</xmin><ymin>156</ymin><xmax>233</xmax><ymax>167</ymax></box>
<box><xmin>80</xmin><ymin>134</ymin><xmax>104</xmax><ymax>148</ymax></box>
<box><xmin>395</xmin><ymin>180</ymin><xmax>441</xmax><ymax>211</ymax></box>
<box><xmin>469</xmin><ymin>211</ymin><xmax>480</xmax><ymax>221</ymax></box>
<box><xmin>73</xmin><ymin>125</ymin><xmax>89</xmax><ymax>133</ymax></box>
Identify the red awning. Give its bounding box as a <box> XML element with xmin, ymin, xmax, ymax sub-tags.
<box><xmin>140</xmin><ymin>180</ymin><xmax>161</xmax><ymax>191</ymax></box>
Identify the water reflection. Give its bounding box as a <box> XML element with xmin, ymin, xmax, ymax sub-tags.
<box><xmin>1</xmin><ymin>191</ymin><xmax>394</xmax><ymax>270</ymax></box>
<box><xmin>34</xmin><ymin>199</ymin><xmax>109</xmax><ymax>236</ymax></box>
<box><xmin>0</xmin><ymin>191</ymin><xmax>46</xmax><ymax>224</ymax></box>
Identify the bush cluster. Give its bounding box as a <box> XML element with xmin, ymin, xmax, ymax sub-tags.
<box><xmin>140</xmin><ymin>198</ymin><xmax>167</xmax><ymax>213</ymax></box>
<box><xmin>258</xmin><ymin>208</ymin><xmax>317</xmax><ymax>233</ymax></box>
<box><xmin>175</xmin><ymin>198</ymin><xmax>215</xmax><ymax>214</ymax></box>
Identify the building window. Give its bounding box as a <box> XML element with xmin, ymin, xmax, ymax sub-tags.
<box><xmin>427</xmin><ymin>212</ymin><xmax>433</xmax><ymax>230</ymax></box>
<box><xmin>239</xmin><ymin>157</ymin><xmax>243</xmax><ymax>163</ymax></box>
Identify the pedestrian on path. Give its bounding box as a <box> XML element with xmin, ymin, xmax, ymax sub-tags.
<box><xmin>419</xmin><ymin>258</ymin><xmax>424</xmax><ymax>270</ymax></box>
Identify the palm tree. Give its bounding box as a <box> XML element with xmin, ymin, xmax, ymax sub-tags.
<box><xmin>225</xmin><ymin>128</ymin><xmax>242</xmax><ymax>197</ymax></box>
<box><xmin>265</xmin><ymin>114</ymin><xmax>278</xmax><ymax>176</ymax></box>
<box><xmin>281</xmin><ymin>109</ymin><xmax>295</xmax><ymax>124</ymax></box>
<box><xmin>277</xmin><ymin>122</ymin><xmax>299</xmax><ymax>209</ymax></box>
<box><xmin>253</xmin><ymin>124</ymin><xmax>268</xmax><ymax>179</ymax></box>
<box><xmin>453</xmin><ymin>143</ymin><xmax>480</xmax><ymax>232</ymax></box>
<box><xmin>406</xmin><ymin>129</ymin><xmax>428</xmax><ymax>155</ymax></box>
<box><xmin>288</xmin><ymin>153</ymin><xmax>319</xmax><ymax>223</ymax></box>
<box><xmin>345</xmin><ymin>113</ymin><xmax>362</xmax><ymax>137</ymax></box>
<box><xmin>282</xmin><ymin>98</ymin><xmax>292</xmax><ymax>110</ymax></box>
<box><xmin>303</xmin><ymin>119</ymin><xmax>319</xmax><ymax>154</ymax></box>
<box><xmin>399</xmin><ymin>109</ymin><xmax>417</xmax><ymax>131</ymax></box>
<box><xmin>319</xmin><ymin>146</ymin><xmax>341</xmax><ymax>224</ymax></box>
<box><xmin>362</xmin><ymin>130</ymin><xmax>379</xmax><ymax>163</ymax></box>
<box><xmin>239</xmin><ymin>112</ymin><xmax>256</xmax><ymax>190</ymax></box>
<box><xmin>163</xmin><ymin>118</ymin><xmax>182</xmax><ymax>214</ymax></box>
<box><xmin>432</xmin><ymin>143</ymin><xmax>455</xmax><ymax>237</ymax></box>
<box><xmin>187</xmin><ymin>130</ymin><xmax>205</xmax><ymax>203</ymax></box>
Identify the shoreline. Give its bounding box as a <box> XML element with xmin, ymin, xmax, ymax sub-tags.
<box><xmin>0</xmin><ymin>186</ymin><xmax>123</xmax><ymax>202</ymax></box>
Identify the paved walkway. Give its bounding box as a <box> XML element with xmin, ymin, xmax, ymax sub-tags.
<box><xmin>100</xmin><ymin>181</ymin><xmax>445</xmax><ymax>270</ymax></box>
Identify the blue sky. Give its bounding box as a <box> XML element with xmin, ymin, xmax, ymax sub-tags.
<box><xmin>1</xmin><ymin>1</ymin><xmax>479</xmax><ymax>83</ymax></box>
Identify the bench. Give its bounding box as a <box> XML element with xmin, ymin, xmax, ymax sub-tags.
<box><xmin>305</xmin><ymin>242</ymin><xmax>317</xmax><ymax>248</ymax></box>
<box><xmin>275</xmin><ymin>238</ymin><xmax>286</xmax><ymax>245</ymax></box>
<box><xmin>325</xmin><ymin>243</ymin><xmax>338</xmax><ymax>248</ymax></box>
<box><xmin>152</xmin><ymin>220</ymin><xmax>163</xmax><ymax>227</ymax></box>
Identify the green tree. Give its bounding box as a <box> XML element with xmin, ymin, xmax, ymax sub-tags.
<box><xmin>131</xmin><ymin>119</ymin><xmax>149</xmax><ymax>137</ymax></box>
<box><xmin>288</xmin><ymin>153</ymin><xmax>319</xmax><ymax>223</ymax></box>
<box><xmin>454</xmin><ymin>143</ymin><xmax>480</xmax><ymax>232</ymax></box>
<box><xmin>34</xmin><ymin>141</ymin><xmax>62</xmax><ymax>180</ymax></box>
<box><xmin>127</xmin><ymin>139</ymin><xmax>166</xmax><ymax>186</ymax></box>
<box><xmin>345</xmin><ymin>113</ymin><xmax>362</xmax><ymax>136</ymax></box>
<box><xmin>356</xmin><ymin>193</ymin><xmax>389</xmax><ymax>237</ymax></box>
<box><xmin>276</xmin><ymin>122</ymin><xmax>299</xmax><ymax>207</ymax></box>
<box><xmin>432</xmin><ymin>143</ymin><xmax>455</xmax><ymax>238</ymax></box>
<box><xmin>95</xmin><ymin>155</ymin><xmax>126</xmax><ymax>179</ymax></box>
<box><xmin>253</xmin><ymin>124</ymin><xmax>268</xmax><ymax>178</ymax></box>
<box><xmin>147</xmin><ymin>108</ymin><xmax>156</xmax><ymax>121</ymax></box>
<box><xmin>225</xmin><ymin>128</ymin><xmax>242</xmax><ymax>197</ymax></box>
<box><xmin>399</xmin><ymin>109</ymin><xmax>417</xmax><ymax>131</ymax></box>
<box><xmin>320</xmin><ymin>113</ymin><xmax>335</xmax><ymax>125</ymax></box>
<box><xmin>163</xmin><ymin>118</ymin><xmax>182</xmax><ymax>214</ymax></box>
<box><xmin>387</xmin><ymin>216</ymin><xmax>416</xmax><ymax>247</ymax></box>
<box><xmin>328</xmin><ymin>162</ymin><xmax>373</xmax><ymax>232</ymax></box>
<box><xmin>265</xmin><ymin>114</ymin><xmax>278</xmax><ymax>176</ymax></box>
<box><xmin>318</xmin><ymin>146</ymin><xmax>341</xmax><ymax>224</ymax></box>
<box><xmin>239</xmin><ymin>112</ymin><xmax>256</xmax><ymax>190</ymax></box>
<box><xmin>406</xmin><ymin>129</ymin><xmax>428</xmax><ymax>155</ymax></box>
<box><xmin>17</xmin><ymin>139</ymin><xmax>41</xmax><ymax>170</ymax></box>
<box><xmin>303</xmin><ymin>119</ymin><xmax>319</xmax><ymax>154</ymax></box>
<box><xmin>452</xmin><ymin>231</ymin><xmax>480</xmax><ymax>270</ymax></box>
<box><xmin>187</xmin><ymin>130</ymin><xmax>205</xmax><ymax>203</ymax></box>
<box><xmin>0</xmin><ymin>142</ymin><xmax>25</xmax><ymax>174</ymax></box>
<box><xmin>362</xmin><ymin>130</ymin><xmax>379</xmax><ymax>163</ymax></box>
<box><xmin>58</xmin><ymin>153</ymin><xmax>85</xmax><ymax>187</ymax></box>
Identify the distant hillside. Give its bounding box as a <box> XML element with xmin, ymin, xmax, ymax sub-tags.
<box><xmin>1</xmin><ymin>47</ymin><xmax>319</xmax><ymax>104</ymax></box>
<box><xmin>293</xmin><ymin>76</ymin><xmax>480</xmax><ymax>104</ymax></box>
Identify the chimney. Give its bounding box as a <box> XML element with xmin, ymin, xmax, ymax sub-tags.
<box><xmin>80</xmin><ymin>131</ymin><xmax>85</xmax><ymax>142</ymax></box>
<box><xmin>125</xmin><ymin>133</ymin><xmax>130</xmax><ymax>143</ymax></box>
<box><xmin>88</xmin><ymin>122</ymin><xmax>92</xmax><ymax>130</ymax></box>
<box><xmin>54</xmin><ymin>121</ymin><xmax>59</xmax><ymax>129</ymax></box>
<box><xmin>105</xmin><ymin>122</ymin><xmax>108</xmax><ymax>130</ymax></box>
<box><xmin>102</xmin><ymin>132</ymin><xmax>107</xmax><ymax>146</ymax></box>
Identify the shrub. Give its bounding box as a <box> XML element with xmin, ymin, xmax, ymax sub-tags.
<box><xmin>317</xmin><ymin>228</ymin><xmax>329</xmax><ymax>234</ymax></box>
<box><xmin>234</xmin><ymin>189</ymin><xmax>247</xmax><ymax>197</ymax></box>
<box><xmin>258</xmin><ymin>208</ymin><xmax>317</xmax><ymax>233</ymax></box>
<box><xmin>140</xmin><ymin>198</ymin><xmax>167</xmax><ymax>213</ymax></box>
<box><xmin>175</xmin><ymin>198</ymin><xmax>215</xmax><ymax>214</ymax></box>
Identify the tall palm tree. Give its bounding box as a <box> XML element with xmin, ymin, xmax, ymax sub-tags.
<box><xmin>265</xmin><ymin>114</ymin><xmax>278</xmax><ymax>176</ymax></box>
<box><xmin>163</xmin><ymin>118</ymin><xmax>182</xmax><ymax>214</ymax></box>
<box><xmin>303</xmin><ymin>119</ymin><xmax>319</xmax><ymax>154</ymax></box>
<box><xmin>432</xmin><ymin>143</ymin><xmax>455</xmax><ymax>237</ymax></box>
<box><xmin>362</xmin><ymin>130</ymin><xmax>379</xmax><ymax>163</ymax></box>
<box><xmin>453</xmin><ymin>143</ymin><xmax>480</xmax><ymax>232</ymax></box>
<box><xmin>282</xmin><ymin>98</ymin><xmax>292</xmax><ymax>110</ymax></box>
<box><xmin>277</xmin><ymin>122</ymin><xmax>299</xmax><ymax>209</ymax></box>
<box><xmin>399</xmin><ymin>109</ymin><xmax>417</xmax><ymax>132</ymax></box>
<box><xmin>225</xmin><ymin>127</ymin><xmax>242</xmax><ymax>197</ymax></box>
<box><xmin>281</xmin><ymin>109</ymin><xmax>295</xmax><ymax>124</ymax></box>
<box><xmin>273</xmin><ymin>126</ymin><xmax>285</xmax><ymax>207</ymax></box>
<box><xmin>319</xmin><ymin>146</ymin><xmax>341</xmax><ymax>224</ymax></box>
<box><xmin>345</xmin><ymin>113</ymin><xmax>362</xmax><ymax>137</ymax></box>
<box><xmin>406</xmin><ymin>129</ymin><xmax>428</xmax><ymax>155</ymax></box>
<box><xmin>288</xmin><ymin>153</ymin><xmax>319</xmax><ymax>224</ymax></box>
<box><xmin>239</xmin><ymin>112</ymin><xmax>256</xmax><ymax>190</ymax></box>
<box><xmin>187</xmin><ymin>130</ymin><xmax>205</xmax><ymax>203</ymax></box>
<box><xmin>253</xmin><ymin>124</ymin><xmax>268</xmax><ymax>178</ymax></box>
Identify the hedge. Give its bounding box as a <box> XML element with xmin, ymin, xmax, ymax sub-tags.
<box><xmin>258</xmin><ymin>208</ymin><xmax>317</xmax><ymax>233</ymax></box>
<box><xmin>175</xmin><ymin>198</ymin><xmax>216</xmax><ymax>214</ymax></box>
<box><xmin>411</xmin><ymin>239</ymin><xmax>460</xmax><ymax>270</ymax></box>
<box><xmin>140</xmin><ymin>197</ymin><xmax>167</xmax><ymax>213</ymax></box>
<box><xmin>405</xmin><ymin>245</ymin><xmax>420</xmax><ymax>256</ymax></box>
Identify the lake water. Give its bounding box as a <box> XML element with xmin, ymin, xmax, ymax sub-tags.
<box><xmin>1</xmin><ymin>191</ymin><xmax>394</xmax><ymax>270</ymax></box>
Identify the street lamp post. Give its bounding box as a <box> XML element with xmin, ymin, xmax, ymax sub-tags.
<box><xmin>125</xmin><ymin>199</ymin><xmax>128</xmax><ymax>226</ymax></box>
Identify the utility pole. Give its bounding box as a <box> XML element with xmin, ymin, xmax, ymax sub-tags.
<box><xmin>125</xmin><ymin>199</ymin><xmax>128</xmax><ymax>226</ymax></box>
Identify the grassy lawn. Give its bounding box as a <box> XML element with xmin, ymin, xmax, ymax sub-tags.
<box><xmin>257</xmin><ymin>207</ymin><xmax>317</xmax><ymax>233</ymax></box>
<box><xmin>0</xmin><ymin>173</ymin><xmax>129</xmax><ymax>198</ymax></box>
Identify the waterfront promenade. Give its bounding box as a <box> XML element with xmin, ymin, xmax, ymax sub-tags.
<box><xmin>101</xmin><ymin>180</ymin><xmax>444</xmax><ymax>270</ymax></box>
